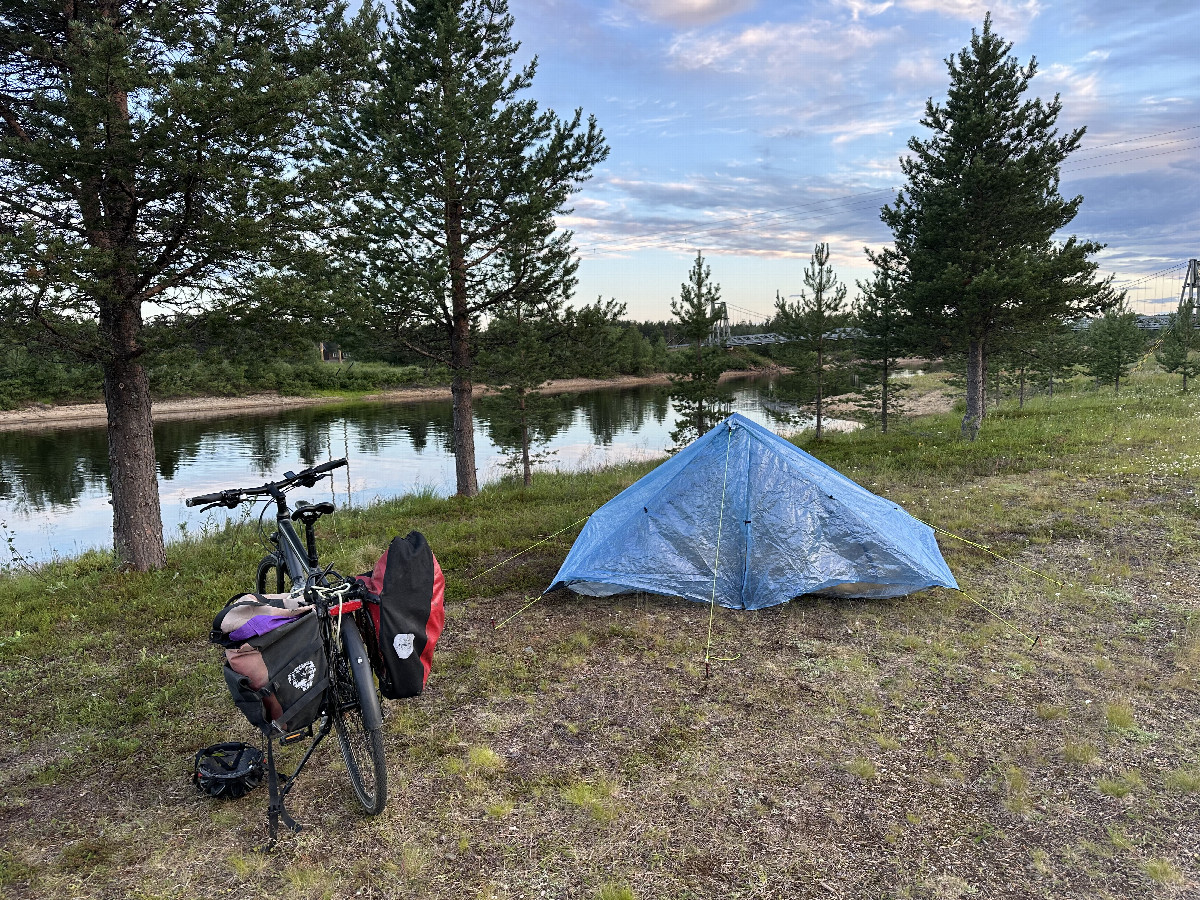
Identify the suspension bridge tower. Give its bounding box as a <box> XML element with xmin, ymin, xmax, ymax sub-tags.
<box><xmin>1181</xmin><ymin>258</ymin><xmax>1199</xmax><ymax>321</ymax></box>
<box><xmin>709</xmin><ymin>299</ymin><xmax>731</xmax><ymax>345</ymax></box>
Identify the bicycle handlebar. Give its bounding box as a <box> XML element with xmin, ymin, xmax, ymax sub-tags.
<box><xmin>185</xmin><ymin>458</ymin><xmax>348</xmax><ymax>508</ymax></box>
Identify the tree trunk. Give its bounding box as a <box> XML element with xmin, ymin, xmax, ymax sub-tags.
<box><xmin>446</xmin><ymin>194</ymin><xmax>478</xmax><ymax>496</ymax></box>
<box><xmin>815</xmin><ymin>343</ymin><xmax>824</xmax><ymax>440</ymax></box>
<box><xmin>1019</xmin><ymin>367</ymin><xmax>1026</xmax><ymax>409</ymax></box>
<box><xmin>881</xmin><ymin>359</ymin><xmax>889</xmax><ymax>435</ymax></box>
<box><xmin>449</xmin><ymin>314</ymin><xmax>478</xmax><ymax>496</ymax></box>
<box><xmin>101</xmin><ymin>323</ymin><xmax>166</xmax><ymax>571</ymax></box>
<box><xmin>961</xmin><ymin>339</ymin><xmax>984</xmax><ymax>441</ymax></box>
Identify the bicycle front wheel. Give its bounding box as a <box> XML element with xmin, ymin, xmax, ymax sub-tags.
<box><xmin>333</xmin><ymin>619</ymin><xmax>387</xmax><ymax>814</ymax></box>
<box><xmin>256</xmin><ymin>553</ymin><xmax>287</xmax><ymax>594</ymax></box>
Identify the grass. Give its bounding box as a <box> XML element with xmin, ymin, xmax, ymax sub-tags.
<box><xmin>2</xmin><ymin>372</ymin><xmax>1199</xmax><ymax>897</ymax></box>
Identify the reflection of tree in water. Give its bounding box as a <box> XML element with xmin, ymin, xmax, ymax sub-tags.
<box><xmin>0</xmin><ymin>426</ymin><xmax>110</xmax><ymax>510</ymax></box>
<box><xmin>578</xmin><ymin>385</ymin><xmax>670</xmax><ymax>445</ymax></box>
<box><xmin>1</xmin><ymin>380</ymin><xmax>763</xmax><ymax>517</ymax></box>
<box><xmin>343</xmin><ymin>401</ymin><xmax>453</xmax><ymax>456</ymax></box>
<box><xmin>475</xmin><ymin>392</ymin><xmax>576</xmax><ymax>468</ymax></box>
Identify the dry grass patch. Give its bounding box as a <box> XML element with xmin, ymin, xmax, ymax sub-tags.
<box><xmin>1097</xmin><ymin>771</ymin><xmax>1144</xmax><ymax>798</ymax></box>
<box><xmin>1062</xmin><ymin>739</ymin><xmax>1099</xmax><ymax>766</ymax></box>
<box><xmin>1163</xmin><ymin>768</ymin><xmax>1200</xmax><ymax>793</ymax></box>
<box><xmin>1140</xmin><ymin>857</ymin><xmax>1184</xmax><ymax>884</ymax></box>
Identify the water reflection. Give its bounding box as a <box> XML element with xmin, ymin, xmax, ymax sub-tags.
<box><xmin>1</xmin><ymin>376</ymin><xmax>856</xmax><ymax>564</ymax></box>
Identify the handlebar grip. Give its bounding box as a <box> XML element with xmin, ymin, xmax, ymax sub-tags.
<box><xmin>185</xmin><ymin>492</ymin><xmax>225</xmax><ymax>508</ymax></box>
<box><xmin>307</xmin><ymin>458</ymin><xmax>348</xmax><ymax>476</ymax></box>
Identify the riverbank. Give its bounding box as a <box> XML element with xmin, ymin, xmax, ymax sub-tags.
<box><xmin>2</xmin><ymin>376</ymin><xmax>1198</xmax><ymax>897</ymax></box>
<box><xmin>0</xmin><ymin>370</ymin><xmax>786</xmax><ymax>432</ymax></box>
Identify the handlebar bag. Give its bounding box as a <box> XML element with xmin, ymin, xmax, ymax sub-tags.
<box><xmin>355</xmin><ymin>531</ymin><xmax>445</xmax><ymax>699</ymax></box>
<box><xmin>213</xmin><ymin>595</ymin><xmax>328</xmax><ymax>733</ymax></box>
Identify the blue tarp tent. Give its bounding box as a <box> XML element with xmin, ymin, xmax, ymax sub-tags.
<box><xmin>548</xmin><ymin>413</ymin><xmax>957</xmax><ymax>609</ymax></box>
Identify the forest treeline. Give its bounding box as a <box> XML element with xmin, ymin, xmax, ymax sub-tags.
<box><xmin>0</xmin><ymin>314</ymin><xmax>686</xmax><ymax>409</ymax></box>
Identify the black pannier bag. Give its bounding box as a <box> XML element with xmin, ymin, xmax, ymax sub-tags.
<box><xmin>212</xmin><ymin>596</ymin><xmax>329</xmax><ymax>734</ymax></box>
<box><xmin>355</xmin><ymin>532</ymin><xmax>445</xmax><ymax>700</ymax></box>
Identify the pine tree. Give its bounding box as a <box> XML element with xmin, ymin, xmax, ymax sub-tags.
<box><xmin>1155</xmin><ymin>298</ymin><xmax>1199</xmax><ymax>393</ymax></box>
<box><xmin>879</xmin><ymin>14</ymin><xmax>1117</xmax><ymax>441</ymax></box>
<box><xmin>0</xmin><ymin>0</ymin><xmax>362</xmax><ymax>569</ymax></box>
<box><xmin>327</xmin><ymin>0</ymin><xmax>607</xmax><ymax>496</ymax></box>
<box><xmin>668</xmin><ymin>253</ymin><xmax>728</xmax><ymax>448</ymax></box>
<box><xmin>853</xmin><ymin>254</ymin><xmax>909</xmax><ymax>433</ymax></box>
<box><xmin>477</xmin><ymin>297</ymin><xmax>564</xmax><ymax>486</ymax></box>
<box><xmin>1085</xmin><ymin>308</ymin><xmax>1144</xmax><ymax>394</ymax></box>
<box><xmin>773</xmin><ymin>244</ymin><xmax>852</xmax><ymax>440</ymax></box>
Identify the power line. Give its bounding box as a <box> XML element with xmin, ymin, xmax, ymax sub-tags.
<box><xmin>1062</xmin><ymin>142</ymin><xmax>1200</xmax><ymax>175</ymax></box>
<box><xmin>1072</xmin><ymin>123</ymin><xmax>1200</xmax><ymax>156</ymax></box>
<box><xmin>1063</xmin><ymin>136</ymin><xmax>1200</xmax><ymax>166</ymax></box>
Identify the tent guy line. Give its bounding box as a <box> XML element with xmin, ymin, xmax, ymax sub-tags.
<box><xmin>470</xmin><ymin>515</ymin><xmax>591</xmax><ymax>584</ymax></box>
<box><xmin>955</xmin><ymin>588</ymin><xmax>1041</xmax><ymax>648</ymax></box>
<box><xmin>909</xmin><ymin>515</ymin><xmax>1066</xmax><ymax>589</ymax></box>
<box><xmin>703</xmin><ymin>421</ymin><xmax>740</xmax><ymax>676</ymax></box>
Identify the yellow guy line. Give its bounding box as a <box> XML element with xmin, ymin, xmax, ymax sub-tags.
<box><xmin>494</xmin><ymin>595</ymin><xmax>541</xmax><ymax>630</ymax></box>
<box><xmin>470</xmin><ymin>515</ymin><xmax>591</xmax><ymax>582</ymax></box>
<box><xmin>704</xmin><ymin>424</ymin><xmax>740</xmax><ymax>673</ymax></box>
<box><xmin>956</xmin><ymin>588</ymin><xmax>1040</xmax><ymax>648</ymax></box>
<box><xmin>910</xmin><ymin>514</ymin><xmax>1066</xmax><ymax>589</ymax></box>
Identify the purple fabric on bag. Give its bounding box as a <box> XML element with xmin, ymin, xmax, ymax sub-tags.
<box><xmin>228</xmin><ymin>614</ymin><xmax>298</xmax><ymax>642</ymax></box>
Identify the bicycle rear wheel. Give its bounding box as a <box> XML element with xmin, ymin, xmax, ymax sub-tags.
<box><xmin>332</xmin><ymin>619</ymin><xmax>387</xmax><ymax>814</ymax></box>
<box><xmin>256</xmin><ymin>553</ymin><xmax>287</xmax><ymax>594</ymax></box>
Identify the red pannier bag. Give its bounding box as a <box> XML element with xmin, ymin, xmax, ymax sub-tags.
<box><xmin>355</xmin><ymin>531</ymin><xmax>445</xmax><ymax>699</ymax></box>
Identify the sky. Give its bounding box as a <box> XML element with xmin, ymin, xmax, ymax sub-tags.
<box><xmin>500</xmin><ymin>0</ymin><xmax>1200</xmax><ymax>322</ymax></box>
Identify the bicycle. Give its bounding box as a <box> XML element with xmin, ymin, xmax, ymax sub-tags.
<box><xmin>186</xmin><ymin>458</ymin><xmax>387</xmax><ymax>835</ymax></box>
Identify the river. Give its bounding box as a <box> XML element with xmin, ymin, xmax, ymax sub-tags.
<box><xmin>0</xmin><ymin>375</ymin><xmax>858</xmax><ymax>565</ymax></box>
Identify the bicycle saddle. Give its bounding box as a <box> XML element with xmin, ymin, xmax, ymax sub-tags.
<box><xmin>291</xmin><ymin>500</ymin><xmax>335</xmax><ymax>523</ymax></box>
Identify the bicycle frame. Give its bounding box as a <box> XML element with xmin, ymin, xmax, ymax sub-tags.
<box><xmin>265</xmin><ymin>486</ymin><xmax>320</xmax><ymax>587</ymax></box>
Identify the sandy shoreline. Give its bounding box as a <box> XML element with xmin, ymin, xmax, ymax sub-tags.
<box><xmin>0</xmin><ymin>371</ymin><xmax>786</xmax><ymax>432</ymax></box>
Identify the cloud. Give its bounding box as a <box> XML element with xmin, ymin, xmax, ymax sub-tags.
<box><xmin>834</xmin><ymin>0</ymin><xmax>895</xmax><ymax>19</ymax></box>
<box><xmin>1035</xmin><ymin>62</ymin><xmax>1103</xmax><ymax>115</ymax></box>
<box><xmin>666</xmin><ymin>19</ymin><xmax>895</xmax><ymax>81</ymax></box>
<box><xmin>898</xmin><ymin>0</ymin><xmax>1041</xmax><ymax>35</ymax></box>
<box><xmin>619</xmin><ymin>0</ymin><xmax>758</xmax><ymax>27</ymax></box>
<box><xmin>561</xmin><ymin>169</ymin><xmax>897</xmax><ymax>260</ymax></box>
<box><xmin>892</xmin><ymin>50</ymin><xmax>945</xmax><ymax>88</ymax></box>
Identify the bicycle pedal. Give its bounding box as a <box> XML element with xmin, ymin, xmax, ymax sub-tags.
<box><xmin>279</xmin><ymin>726</ymin><xmax>312</xmax><ymax>745</ymax></box>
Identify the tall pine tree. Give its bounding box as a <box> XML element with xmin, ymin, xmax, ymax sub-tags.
<box><xmin>328</xmin><ymin>0</ymin><xmax>607</xmax><ymax>496</ymax></box>
<box><xmin>853</xmin><ymin>254</ymin><xmax>909</xmax><ymax>433</ymax></box>
<box><xmin>1155</xmin><ymin>297</ymin><xmax>1199</xmax><ymax>392</ymax></box>
<box><xmin>773</xmin><ymin>243</ymin><xmax>852</xmax><ymax>440</ymax></box>
<box><xmin>0</xmin><ymin>0</ymin><xmax>362</xmax><ymax>569</ymax></box>
<box><xmin>879</xmin><ymin>14</ymin><xmax>1116</xmax><ymax>441</ymax></box>
<box><xmin>668</xmin><ymin>252</ymin><xmax>728</xmax><ymax>448</ymax></box>
<box><xmin>1085</xmin><ymin>307</ymin><xmax>1144</xmax><ymax>394</ymax></box>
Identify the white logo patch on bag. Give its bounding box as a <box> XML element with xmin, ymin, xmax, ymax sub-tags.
<box><xmin>393</xmin><ymin>633</ymin><xmax>416</xmax><ymax>660</ymax></box>
<box><xmin>288</xmin><ymin>660</ymin><xmax>317</xmax><ymax>692</ymax></box>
